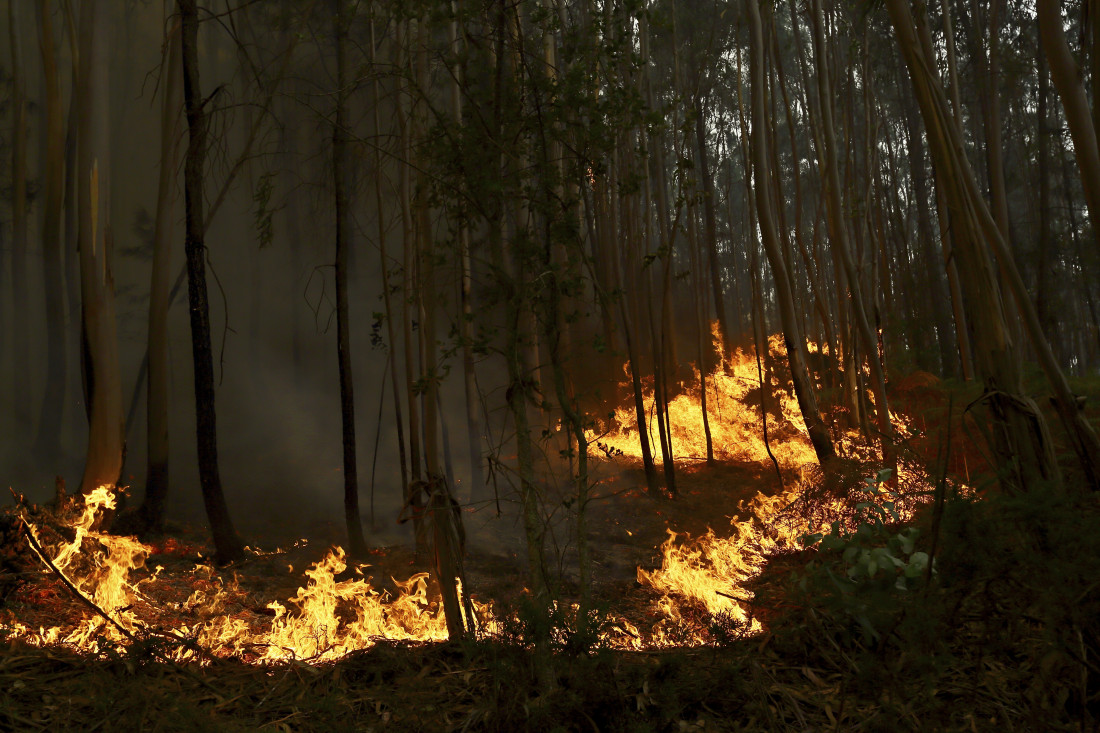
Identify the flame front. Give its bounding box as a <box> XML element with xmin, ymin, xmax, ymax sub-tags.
<box><xmin>7</xmin><ymin>489</ymin><xmax>496</xmax><ymax>663</ymax></box>
<box><xmin>592</xmin><ymin>333</ymin><xmax>821</xmax><ymax>469</ymax></box>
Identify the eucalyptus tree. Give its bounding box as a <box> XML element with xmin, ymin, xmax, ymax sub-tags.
<box><xmin>74</xmin><ymin>0</ymin><xmax>125</xmax><ymax>499</ymax></box>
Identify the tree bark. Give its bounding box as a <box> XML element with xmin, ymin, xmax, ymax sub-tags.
<box><xmin>808</xmin><ymin>0</ymin><xmax>893</xmax><ymax>454</ymax></box>
<box><xmin>8</xmin><ymin>0</ymin><xmax>31</xmax><ymax>435</ymax></box>
<box><xmin>179</xmin><ymin>0</ymin><xmax>244</xmax><ymax>562</ymax></box>
<box><xmin>1038</xmin><ymin>0</ymin><xmax>1100</xmax><ymax>245</ymax></box>
<box><xmin>332</xmin><ymin>0</ymin><xmax>368</xmax><ymax>560</ymax></box>
<box><xmin>75</xmin><ymin>0</ymin><xmax>125</xmax><ymax>500</ymax></box>
<box><xmin>34</xmin><ymin>0</ymin><xmax>69</xmax><ymax>462</ymax></box>
<box><xmin>747</xmin><ymin>0</ymin><xmax>835</xmax><ymax>466</ymax></box>
<box><xmin>139</xmin><ymin>6</ymin><xmax>182</xmax><ymax>533</ymax></box>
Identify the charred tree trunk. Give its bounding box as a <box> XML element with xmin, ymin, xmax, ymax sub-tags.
<box><xmin>332</xmin><ymin>0</ymin><xmax>368</xmax><ymax>560</ymax></box>
<box><xmin>179</xmin><ymin>0</ymin><xmax>244</xmax><ymax>563</ymax></box>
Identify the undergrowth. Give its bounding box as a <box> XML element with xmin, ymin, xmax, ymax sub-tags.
<box><xmin>763</xmin><ymin>480</ymin><xmax>1100</xmax><ymax>730</ymax></box>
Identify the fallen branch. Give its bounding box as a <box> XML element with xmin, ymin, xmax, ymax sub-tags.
<box><xmin>20</xmin><ymin>518</ymin><xmax>138</xmax><ymax>645</ymax></box>
<box><xmin>18</xmin><ymin>518</ymin><xmax>225</xmax><ymax>697</ymax></box>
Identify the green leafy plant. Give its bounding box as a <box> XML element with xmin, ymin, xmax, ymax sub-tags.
<box><xmin>797</xmin><ymin>468</ymin><xmax>931</xmax><ymax>642</ymax></box>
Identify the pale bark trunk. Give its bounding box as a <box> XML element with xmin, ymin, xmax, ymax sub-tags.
<box><xmin>140</xmin><ymin>7</ymin><xmax>182</xmax><ymax>532</ymax></box>
<box><xmin>888</xmin><ymin>0</ymin><xmax>1088</xmax><ymax>491</ymax></box>
<box><xmin>748</xmin><ymin>0</ymin><xmax>835</xmax><ymax>466</ymax></box>
<box><xmin>76</xmin><ymin>0</ymin><xmax>125</xmax><ymax>500</ymax></box>
<box><xmin>1039</xmin><ymin>0</ymin><xmax>1100</xmax><ymax>243</ymax></box>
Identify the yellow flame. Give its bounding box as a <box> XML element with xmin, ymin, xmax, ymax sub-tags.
<box><xmin>8</xmin><ymin>488</ymin><xmax>497</xmax><ymax>663</ymax></box>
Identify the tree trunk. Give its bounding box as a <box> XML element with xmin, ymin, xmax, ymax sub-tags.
<box><xmin>139</xmin><ymin>6</ymin><xmax>182</xmax><ymax>533</ymax></box>
<box><xmin>8</xmin><ymin>0</ymin><xmax>31</xmax><ymax>436</ymax></box>
<box><xmin>34</xmin><ymin>0</ymin><xmax>69</xmax><ymax>462</ymax></box>
<box><xmin>332</xmin><ymin>0</ymin><xmax>368</xmax><ymax>560</ymax></box>
<box><xmin>748</xmin><ymin>0</ymin><xmax>835</xmax><ymax>466</ymax></box>
<box><xmin>808</xmin><ymin>0</ymin><xmax>893</xmax><ymax>455</ymax></box>
<box><xmin>887</xmin><ymin>0</ymin><xmax>1080</xmax><ymax>492</ymax></box>
<box><xmin>694</xmin><ymin>98</ymin><xmax>729</xmax><ymax>359</ymax></box>
<box><xmin>448</xmin><ymin>5</ymin><xmax>485</xmax><ymax>504</ymax></box>
<box><xmin>370</xmin><ymin>2</ymin><xmax>409</xmax><ymax>502</ymax></box>
<box><xmin>1039</xmin><ymin>0</ymin><xmax>1100</xmax><ymax>245</ymax></box>
<box><xmin>75</xmin><ymin>0</ymin><xmax>125</xmax><ymax>500</ymax></box>
<box><xmin>179</xmin><ymin>0</ymin><xmax>244</xmax><ymax>563</ymax></box>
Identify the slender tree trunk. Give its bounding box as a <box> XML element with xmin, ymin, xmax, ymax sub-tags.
<box><xmin>139</xmin><ymin>8</ymin><xmax>182</xmax><ymax>533</ymax></box>
<box><xmin>888</xmin><ymin>0</ymin><xmax>1092</xmax><ymax>491</ymax></box>
<box><xmin>332</xmin><ymin>0</ymin><xmax>368</xmax><ymax>560</ymax></box>
<box><xmin>808</xmin><ymin>0</ymin><xmax>893</xmax><ymax>455</ymax></box>
<box><xmin>748</xmin><ymin>0</ymin><xmax>835</xmax><ymax>466</ymax></box>
<box><xmin>449</xmin><ymin>5</ymin><xmax>485</xmax><ymax>504</ymax></box>
<box><xmin>63</xmin><ymin>5</ymin><xmax>82</xmax><ymax>424</ymax></box>
<box><xmin>8</xmin><ymin>0</ymin><xmax>31</xmax><ymax>436</ymax></box>
<box><xmin>1039</xmin><ymin>0</ymin><xmax>1100</xmax><ymax>245</ymax></box>
<box><xmin>179</xmin><ymin>0</ymin><xmax>244</xmax><ymax>562</ymax></box>
<box><xmin>394</xmin><ymin>18</ymin><xmax>426</xmax><ymax>554</ymax></box>
<box><xmin>370</xmin><ymin>3</ymin><xmax>408</xmax><ymax>501</ymax></box>
<box><xmin>694</xmin><ymin>98</ymin><xmax>729</xmax><ymax>359</ymax></box>
<box><xmin>1036</xmin><ymin>25</ymin><xmax>1057</xmax><ymax>355</ymax></box>
<box><xmin>75</xmin><ymin>0</ymin><xmax>125</xmax><ymax>501</ymax></box>
<box><xmin>34</xmin><ymin>0</ymin><xmax>69</xmax><ymax>462</ymax></box>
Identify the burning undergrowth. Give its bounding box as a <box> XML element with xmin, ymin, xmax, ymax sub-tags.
<box><xmin>0</xmin><ymin>487</ymin><xmax>499</xmax><ymax>664</ymax></box>
<box><xmin>0</xmin><ymin>332</ymin><xmax>943</xmax><ymax>664</ymax></box>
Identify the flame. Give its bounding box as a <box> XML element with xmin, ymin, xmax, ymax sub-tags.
<box><xmin>6</xmin><ymin>487</ymin><xmax>497</xmax><ymax>663</ymax></box>
<box><xmin>4</xmin><ymin>328</ymin><xmax>944</xmax><ymax>657</ymax></box>
<box><xmin>590</xmin><ymin>331</ymin><xmax>821</xmax><ymax>469</ymax></box>
<box><xmin>592</xmin><ymin>327</ymin><xmax>937</xmax><ymax>644</ymax></box>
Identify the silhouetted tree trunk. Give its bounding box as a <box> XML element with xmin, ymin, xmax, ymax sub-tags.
<box><xmin>179</xmin><ymin>0</ymin><xmax>244</xmax><ymax>562</ymax></box>
<box><xmin>694</xmin><ymin>97</ymin><xmax>729</xmax><ymax>359</ymax></box>
<box><xmin>370</xmin><ymin>2</ymin><xmax>408</xmax><ymax>502</ymax></box>
<box><xmin>332</xmin><ymin>0</ymin><xmax>368</xmax><ymax>560</ymax></box>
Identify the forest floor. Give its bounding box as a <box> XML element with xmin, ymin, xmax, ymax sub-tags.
<box><xmin>1</xmin><ymin>375</ymin><xmax>1098</xmax><ymax>730</ymax></box>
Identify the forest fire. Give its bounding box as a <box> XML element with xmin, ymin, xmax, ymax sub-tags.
<box><xmin>1</xmin><ymin>334</ymin><xmax>937</xmax><ymax>661</ymax></box>
<box><xmin>596</xmin><ymin>335</ymin><xmax>816</xmax><ymax>468</ymax></box>
<box><xmin>5</xmin><ymin>490</ymin><xmax>498</xmax><ymax>664</ymax></box>
<box><xmin>594</xmin><ymin>333</ymin><xmax>936</xmax><ymax>639</ymax></box>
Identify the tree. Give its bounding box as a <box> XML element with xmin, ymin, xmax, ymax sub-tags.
<box><xmin>179</xmin><ymin>0</ymin><xmax>244</xmax><ymax>563</ymax></box>
<box><xmin>137</xmin><ymin>4</ymin><xmax>182</xmax><ymax>534</ymax></box>
<box><xmin>75</xmin><ymin>0</ymin><xmax>125</xmax><ymax>500</ymax></box>
<box><xmin>747</xmin><ymin>0</ymin><xmax>835</xmax><ymax>466</ymax></box>
<box><xmin>331</xmin><ymin>0</ymin><xmax>369</xmax><ymax>561</ymax></box>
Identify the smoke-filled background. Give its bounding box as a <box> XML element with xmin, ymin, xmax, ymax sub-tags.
<box><xmin>0</xmin><ymin>2</ymin><xmax>507</xmax><ymax>548</ymax></box>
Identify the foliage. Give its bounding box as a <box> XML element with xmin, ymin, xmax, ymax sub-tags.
<box><xmin>766</xmin><ymin>472</ymin><xmax>1100</xmax><ymax>729</ymax></box>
